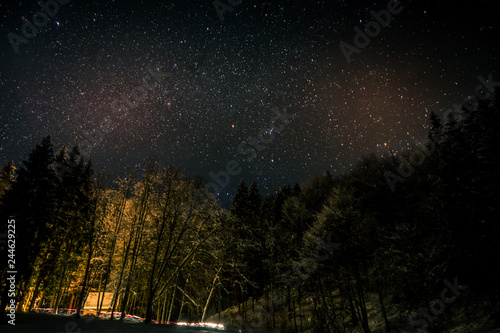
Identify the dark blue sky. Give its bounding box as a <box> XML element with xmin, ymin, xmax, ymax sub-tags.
<box><xmin>1</xmin><ymin>0</ymin><xmax>498</xmax><ymax>204</ymax></box>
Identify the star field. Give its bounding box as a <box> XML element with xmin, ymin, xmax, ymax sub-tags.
<box><xmin>1</xmin><ymin>0</ymin><xmax>498</xmax><ymax>204</ymax></box>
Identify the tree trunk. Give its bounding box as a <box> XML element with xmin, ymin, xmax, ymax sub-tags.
<box><xmin>271</xmin><ymin>285</ymin><xmax>276</xmax><ymax>329</ymax></box>
<box><xmin>299</xmin><ymin>286</ymin><xmax>303</xmax><ymax>332</ymax></box>
<box><xmin>54</xmin><ymin>257</ymin><xmax>70</xmax><ymax>313</ymax></box>
<box><xmin>167</xmin><ymin>277</ymin><xmax>178</xmax><ymax>323</ymax></box>
<box><xmin>27</xmin><ymin>277</ymin><xmax>42</xmax><ymax>311</ymax></box>
<box><xmin>178</xmin><ymin>293</ymin><xmax>185</xmax><ymax>322</ymax></box>
<box><xmin>144</xmin><ymin>217</ymin><xmax>166</xmax><ymax>323</ymax></box>
<box><xmin>201</xmin><ymin>267</ymin><xmax>222</xmax><ymax>322</ymax></box>
<box><xmin>354</xmin><ymin>267</ymin><xmax>370</xmax><ymax>333</ymax></box>
<box><xmin>378</xmin><ymin>289</ymin><xmax>391</xmax><ymax>332</ymax></box>
<box><xmin>122</xmin><ymin>172</ymin><xmax>151</xmax><ymax>321</ymax></box>
<box><xmin>119</xmin><ymin>268</ymin><xmax>133</xmax><ymax>321</ymax></box>
<box><xmin>160</xmin><ymin>294</ymin><xmax>167</xmax><ymax>323</ymax></box>
<box><xmin>292</xmin><ymin>292</ymin><xmax>298</xmax><ymax>333</ymax></box>
<box><xmin>110</xmin><ymin>223</ymin><xmax>136</xmax><ymax>320</ymax></box>
<box><xmin>120</xmin><ymin>219</ymin><xmax>145</xmax><ymax>321</ymax></box>
<box><xmin>75</xmin><ymin>237</ymin><xmax>94</xmax><ymax>319</ymax></box>
<box><xmin>100</xmin><ymin>186</ymin><xmax>127</xmax><ymax>316</ymax></box>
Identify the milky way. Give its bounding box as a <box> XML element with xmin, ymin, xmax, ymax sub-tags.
<box><xmin>1</xmin><ymin>0</ymin><xmax>498</xmax><ymax>204</ymax></box>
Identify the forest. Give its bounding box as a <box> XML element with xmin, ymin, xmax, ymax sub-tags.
<box><xmin>1</xmin><ymin>86</ymin><xmax>500</xmax><ymax>332</ymax></box>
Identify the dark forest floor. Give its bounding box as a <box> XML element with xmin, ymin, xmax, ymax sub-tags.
<box><xmin>3</xmin><ymin>310</ymin><xmax>500</xmax><ymax>333</ymax></box>
<box><xmin>0</xmin><ymin>312</ymin><xmax>263</xmax><ymax>333</ymax></box>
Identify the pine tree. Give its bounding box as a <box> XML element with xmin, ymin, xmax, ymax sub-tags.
<box><xmin>2</xmin><ymin>135</ymin><xmax>58</xmax><ymax>309</ymax></box>
<box><xmin>230</xmin><ymin>178</ymin><xmax>248</xmax><ymax>219</ymax></box>
<box><xmin>0</xmin><ymin>160</ymin><xmax>15</xmax><ymax>200</ymax></box>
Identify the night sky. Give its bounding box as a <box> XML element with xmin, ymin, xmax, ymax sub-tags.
<box><xmin>1</xmin><ymin>0</ymin><xmax>498</xmax><ymax>204</ymax></box>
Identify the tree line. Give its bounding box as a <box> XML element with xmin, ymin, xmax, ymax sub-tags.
<box><xmin>1</xmin><ymin>85</ymin><xmax>499</xmax><ymax>332</ymax></box>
